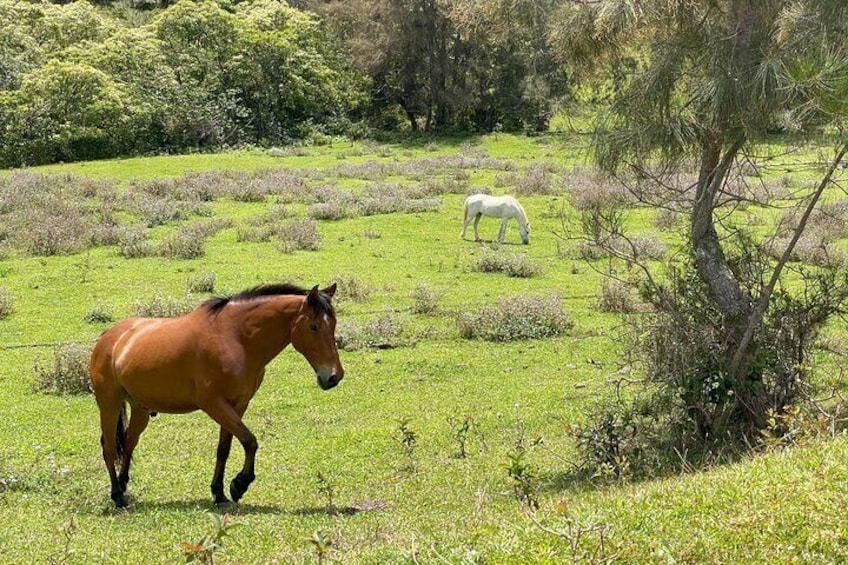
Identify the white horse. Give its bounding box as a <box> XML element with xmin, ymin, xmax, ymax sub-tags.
<box><xmin>460</xmin><ymin>194</ymin><xmax>530</xmax><ymax>245</ymax></box>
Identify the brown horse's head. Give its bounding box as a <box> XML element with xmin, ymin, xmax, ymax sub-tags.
<box><xmin>290</xmin><ymin>284</ymin><xmax>344</xmax><ymax>390</ymax></box>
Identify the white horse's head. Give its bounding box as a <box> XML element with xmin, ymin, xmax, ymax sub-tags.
<box><xmin>519</xmin><ymin>222</ymin><xmax>529</xmax><ymax>244</ymax></box>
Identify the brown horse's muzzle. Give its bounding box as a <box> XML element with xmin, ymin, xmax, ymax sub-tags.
<box><xmin>317</xmin><ymin>370</ymin><xmax>343</xmax><ymax>391</ymax></box>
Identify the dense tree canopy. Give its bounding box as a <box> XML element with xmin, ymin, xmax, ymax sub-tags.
<box><xmin>0</xmin><ymin>0</ymin><xmax>360</xmax><ymax>166</ymax></box>
<box><xmin>0</xmin><ymin>0</ymin><xmax>581</xmax><ymax>165</ymax></box>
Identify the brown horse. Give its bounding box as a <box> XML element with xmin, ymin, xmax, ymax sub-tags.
<box><xmin>90</xmin><ymin>283</ymin><xmax>343</xmax><ymax>508</ymax></box>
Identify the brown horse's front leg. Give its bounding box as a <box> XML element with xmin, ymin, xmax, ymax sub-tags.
<box><xmin>210</xmin><ymin>428</ymin><xmax>233</xmax><ymax>506</ymax></box>
<box><xmin>203</xmin><ymin>400</ymin><xmax>256</xmax><ymax>505</ymax></box>
<box><xmin>229</xmin><ymin>424</ymin><xmax>257</xmax><ymax>503</ymax></box>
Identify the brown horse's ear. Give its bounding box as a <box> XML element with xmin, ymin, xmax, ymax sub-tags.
<box><xmin>307</xmin><ymin>285</ymin><xmax>320</xmax><ymax>306</ymax></box>
<box><xmin>322</xmin><ymin>283</ymin><xmax>337</xmax><ymax>298</ymax></box>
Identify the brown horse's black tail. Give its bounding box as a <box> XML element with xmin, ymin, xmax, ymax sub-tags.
<box><xmin>100</xmin><ymin>401</ymin><xmax>127</xmax><ymax>463</ymax></box>
<box><xmin>116</xmin><ymin>402</ymin><xmax>126</xmax><ymax>461</ymax></box>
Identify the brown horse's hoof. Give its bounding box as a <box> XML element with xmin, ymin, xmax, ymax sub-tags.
<box><xmin>214</xmin><ymin>498</ymin><xmax>233</xmax><ymax>510</ymax></box>
<box><xmin>112</xmin><ymin>493</ymin><xmax>128</xmax><ymax>509</ymax></box>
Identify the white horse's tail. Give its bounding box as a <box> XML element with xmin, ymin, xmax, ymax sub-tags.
<box><xmin>460</xmin><ymin>198</ymin><xmax>469</xmax><ymax>238</ymax></box>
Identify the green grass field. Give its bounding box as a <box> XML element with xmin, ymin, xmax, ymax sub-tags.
<box><xmin>0</xmin><ymin>134</ymin><xmax>844</xmax><ymax>563</ymax></box>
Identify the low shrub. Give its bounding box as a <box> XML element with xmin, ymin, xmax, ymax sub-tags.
<box><xmin>336</xmin><ymin>310</ymin><xmax>407</xmax><ymax>351</ymax></box>
<box><xmin>410</xmin><ymin>283</ymin><xmax>439</xmax><ymax>314</ymax></box>
<box><xmin>597</xmin><ymin>280</ymin><xmax>638</xmax><ymax>313</ymax></box>
<box><xmin>0</xmin><ymin>287</ymin><xmax>15</xmax><ymax>319</ymax></box>
<box><xmin>457</xmin><ymin>295</ymin><xmax>573</xmax><ymax>341</ymax></box>
<box><xmin>158</xmin><ymin>227</ymin><xmax>207</xmax><ymax>260</ymax></box>
<box><xmin>471</xmin><ymin>248</ymin><xmax>542</xmax><ymax>278</ymax></box>
<box><xmin>32</xmin><ymin>343</ymin><xmax>92</xmax><ymax>395</ymax></box>
<box><xmin>515</xmin><ymin>163</ymin><xmax>559</xmax><ymax>195</ymax></box>
<box><xmin>278</xmin><ymin>218</ymin><xmax>322</xmax><ymax>253</ymax></box>
<box><xmin>134</xmin><ymin>295</ymin><xmax>197</xmax><ymax>318</ymax></box>
<box><xmin>84</xmin><ymin>300</ymin><xmax>115</xmax><ymax>324</ymax></box>
<box><xmin>117</xmin><ymin>228</ymin><xmax>154</xmax><ymax>259</ymax></box>
<box><xmin>332</xmin><ymin>274</ymin><xmax>373</xmax><ymax>303</ymax></box>
<box><xmin>187</xmin><ymin>272</ymin><xmax>216</xmax><ymax>294</ymax></box>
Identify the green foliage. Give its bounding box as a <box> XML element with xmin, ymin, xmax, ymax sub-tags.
<box><xmin>503</xmin><ymin>447</ymin><xmax>539</xmax><ymax>510</ymax></box>
<box><xmin>181</xmin><ymin>513</ymin><xmax>241</xmax><ymax>565</ymax></box>
<box><xmin>187</xmin><ymin>272</ymin><xmax>217</xmax><ymax>294</ymax></box>
<box><xmin>0</xmin><ymin>0</ymin><xmax>360</xmax><ymax>166</ymax></box>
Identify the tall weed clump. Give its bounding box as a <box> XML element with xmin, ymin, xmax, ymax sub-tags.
<box><xmin>134</xmin><ymin>295</ymin><xmax>197</xmax><ymax>318</ymax></box>
<box><xmin>471</xmin><ymin>248</ymin><xmax>542</xmax><ymax>278</ymax></box>
<box><xmin>278</xmin><ymin>218</ymin><xmax>322</xmax><ymax>253</ymax></box>
<box><xmin>32</xmin><ymin>344</ymin><xmax>92</xmax><ymax>395</ymax></box>
<box><xmin>457</xmin><ymin>296</ymin><xmax>573</xmax><ymax>341</ymax></box>
<box><xmin>0</xmin><ymin>287</ymin><xmax>15</xmax><ymax>319</ymax></box>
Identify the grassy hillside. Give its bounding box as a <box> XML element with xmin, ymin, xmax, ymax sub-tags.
<box><xmin>0</xmin><ymin>134</ymin><xmax>843</xmax><ymax>563</ymax></box>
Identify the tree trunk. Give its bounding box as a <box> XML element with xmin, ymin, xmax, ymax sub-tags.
<box><xmin>690</xmin><ymin>136</ymin><xmax>766</xmax><ymax>431</ymax></box>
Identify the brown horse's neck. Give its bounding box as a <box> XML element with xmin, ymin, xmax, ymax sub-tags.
<box><xmin>224</xmin><ymin>295</ymin><xmax>304</xmax><ymax>368</ymax></box>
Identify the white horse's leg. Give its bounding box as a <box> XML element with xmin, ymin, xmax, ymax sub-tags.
<box><xmin>460</xmin><ymin>213</ymin><xmax>472</xmax><ymax>240</ymax></box>
<box><xmin>472</xmin><ymin>214</ymin><xmax>483</xmax><ymax>242</ymax></box>
<box><xmin>498</xmin><ymin>218</ymin><xmax>508</xmax><ymax>242</ymax></box>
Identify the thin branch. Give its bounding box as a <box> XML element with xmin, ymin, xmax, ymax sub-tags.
<box><xmin>729</xmin><ymin>141</ymin><xmax>848</xmax><ymax>376</ymax></box>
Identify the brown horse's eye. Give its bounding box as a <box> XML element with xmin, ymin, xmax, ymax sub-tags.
<box><xmin>309</xmin><ymin>323</ymin><xmax>319</xmax><ymax>332</ymax></box>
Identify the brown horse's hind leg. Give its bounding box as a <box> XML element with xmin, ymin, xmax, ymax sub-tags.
<box><xmin>96</xmin><ymin>393</ymin><xmax>127</xmax><ymax>508</ymax></box>
<box><xmin>203</xmin><ymin>400</ymin><xmax>256</xmax><ymax>505</ymax></box>
<box><xmin>118</xmin><ymin>402</ymin><xmax>151</xmax><ymax>494</ymax></box>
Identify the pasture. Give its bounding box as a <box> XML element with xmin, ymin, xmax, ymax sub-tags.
<box><xmin>0</xmin><ymin>134</ymin><xmax>843</xmax><ymax>563</ymax></box>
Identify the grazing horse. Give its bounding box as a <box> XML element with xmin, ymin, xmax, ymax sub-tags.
<box><xmin>460</xmin><ymin>194</ymin><xmax>530</xmax><ymax>244</ymax></box>
<box><xmin>90</xmin><ymin>283</ymin><xmax>343</xmax><ymax>508</ymax></box>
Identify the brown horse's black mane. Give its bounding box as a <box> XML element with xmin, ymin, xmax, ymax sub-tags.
<box><xmin>203</xmin><ymin>283</ymin><xmax>334</xmax><ymax>316</ymax></box>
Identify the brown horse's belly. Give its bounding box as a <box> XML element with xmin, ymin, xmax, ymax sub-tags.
<box><xmin>112</xmin><ymin>319</ymin><xmax>204</xmax><ymax>413</ymax></box>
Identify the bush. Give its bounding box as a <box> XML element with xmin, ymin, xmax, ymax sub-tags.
<box><xmin>332</xmin><ymin>274</ymin><xmax>373</xmax><ymax>303</ymax></box>
<box><xmin>84</xmin><ymin>300</ymin><xmax>114</xmax><ymax>324</ymax></box>
<box><xmin>134</xmin><ymin>295</ymin><xmax>197</xmax><ymax>318</ymax></box>
<box><xmin>187</xmin><ymin>272</ymin><xmax>216</xmax><ymax>294</ymax></box>
<box><xmin>125</xmin><ymin>194</ymin><xmax>188</xmax><ymax>227</ymax></box>
<box><xmin>515</xmin><ymin>163</ymin><xmax>559</xmax><ymax>195</ymax></box>
<box><xmin>410</xmin><ymin>283</ymin><xmax>439</xmax><ymax>314</ymax></box>
<box><xmin>278</xmin><ymin>218</ymin><xmax>322</xmax><ymax>253</ymax></box>
<box><xmin>471</xmin><ymin>248</ymin><xmax>542</xmax><ymax>278</ymax></box>
<box><xmin>597</xmin><ymin>280</ymin><xmax>637</xmax><ymax>313</ymax></box>
<box><xmin>567</xmin><ymin>173</ymin><xmax>630</xmax><ymax>211</ymax></box>
<box><xmin>158</xmin><ymin>225</ymin><xmax>207</xmax><ymax>260</ymax></box>
<box><xmin>0</xmin><ymin>287</ymin><xmax>15</xmax><ymax>319</ymax></box>
<box><xmin>32</xmin><ymin>343</ymin><xmax>92</xmax><ymax>395</ymax></box>
<box><xmin>117</xmin><ymin>227</ymin><xmax>154</xmax><ymax>259</ymax></box>
<box><xmin>8</xmin><ymin>193</ymin><xmax>93</xmax><ymax>256</ymax></box>
<box><xmin>336</xmin><ymin>310</ymin><xmax>407</xmax><ymax>351</ymax></box>
<box><xmin>307</xmin><ymin>200</ymin><xmax>358</xmax><ymax>220</ymax></box>
<box><xmin>457</xmin><ymin>295</ymin><xmax>573</xmax><ymax>341</ymax></box>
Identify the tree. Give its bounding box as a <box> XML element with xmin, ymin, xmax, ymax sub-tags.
<box><xmin>554</xmin><ymin>1</ymin><xmax>847</xmax><ymax>439</ymax></box>
<box><xmin>313</xmin><ymin>0</ymin><xmax>567</xmax><ymax>132</ymax></box>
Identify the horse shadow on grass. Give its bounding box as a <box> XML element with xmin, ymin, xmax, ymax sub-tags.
<box><xmin>97</xmin><ymin>498</ymin><xmax>383</xmax><ymax>517</ymax></box>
